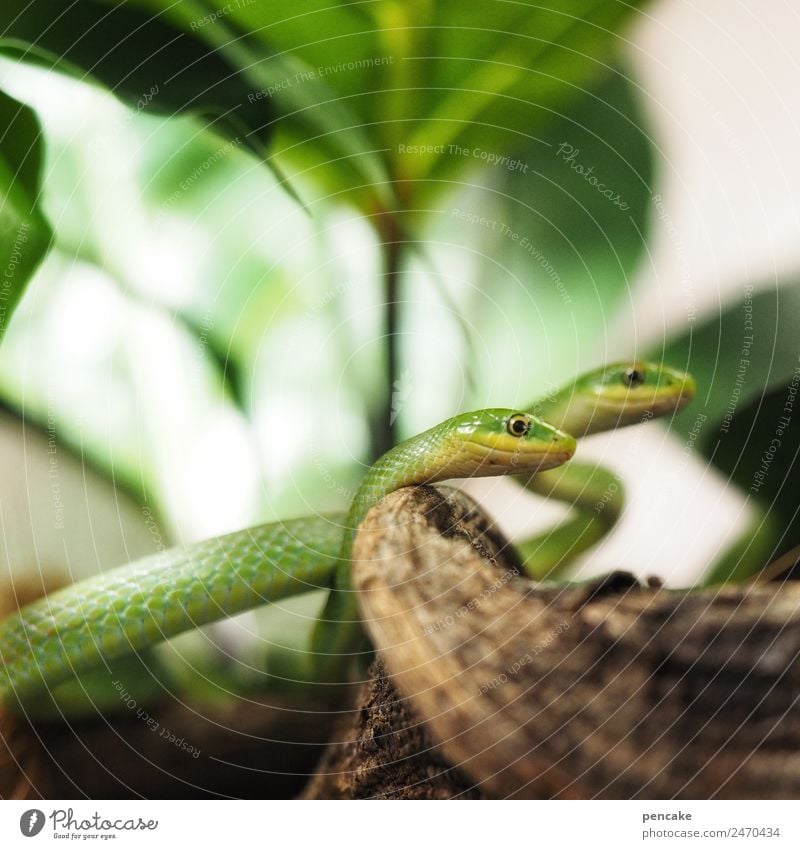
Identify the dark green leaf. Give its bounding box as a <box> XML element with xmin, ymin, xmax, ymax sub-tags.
<box><xmin>3</xmin><ymin>0</ymin><xmax>649</xmax><ymax>213</ymax></box>
<box><xmin>659</xmin><ymin>281</ymin><xmax>800</xmax><ymax>578</ymax></box>
<box><xmin>0</xmin><ymin>89</ymin><xmax>51</xmax><ymax>340</ymax></box>
<box><xmin>706</xmin><ymin>379</ymin><xmax>800</xmax><ymax>565</ymax></box>
<box><xmin>502</xmin><ymin>65</ymin><xmax>651</xmax><ymax>314</ymax></box>
<box><xmin>0</xmin><ymin>87</ymin><xmax>43</xmax><ymax>194</ymax></box>
<box><xmin>392</xmin><ymin>0</ymin><xmax>649</xmax><ymax>199</ymax></box>
<box><xmin>660</xmin><ymin>282</ymin><xmax>800</xmax><ymax>442</ymax></box>
<box><xmin>140</xmin><ymin>0</ymin><xmax>649</xmax><ymax>212</ymax></box>
<box><xmin>455</xmin><ymin>66</ymin><xmax>654</xmax><ymax>391</ymax></box>
<box><xmin>0</xmin><ymin>0</ymin><xmax>274</xmax><ymax>154</ymax></box>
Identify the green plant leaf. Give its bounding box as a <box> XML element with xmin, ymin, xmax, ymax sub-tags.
<box><xmin>273</xmin><ymin>0</ymin><xmax>649</xmax><ymax>212</ymax></box>
<box><xmin>124</xmin><ymin>0</ymin><xmax>648</xmax><ymax>213</ymax></box>
<box><xmin>0</xmin><ymin>89</ymin><xmax>51</xmax><ymax>340</ymax></box>
<box><xmin>0</xmin><ymin>0</ymin><xmax>396</xmax><ymax>210</ymax></box>
<box><xmin>659</xmin><ymin>281</ymin><xmax>800</xmax><ymax>567</ymax></box>
<box><xmin>706</xmin><ymin>378</ymin><xmax>800</xmax><ymax>561</ymax></box>
<box><xmin>660</xmin><ymin>282</ymin><xmax>800</xmax><ymax>440</ymax></box>
<box><xmin>391</xmin><ymin>0</ymin><xmax>649</xmax><ymax>199</ymax></box>
<box><xmin>2</xmin><ymin>1</ymin><xmax>649</xmax><ymax>215</ymax></box>
<box><xmin>505</xmin><ymin>66</ymin><xmax>651</xmax><ymax>281</ymax></box>
<box><xmin>449</xmin><ymin>66</ymin><xmax>654</xmax><ymax>398</ymax></box>
<box><xmin>0</xmin><ymin>0</ymin><xmax>274</xmax><ymax>154</ymax></box>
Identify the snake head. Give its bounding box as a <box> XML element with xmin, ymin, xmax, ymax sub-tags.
<box><xmin>554</xmin><ymin>361</ymin><xmax>696</xmax><ymax>436</ymax></box>
<box><xmin>447</xmin><ymin>409</ymin><xmax>577</xmax><ymax>478</ymax></box>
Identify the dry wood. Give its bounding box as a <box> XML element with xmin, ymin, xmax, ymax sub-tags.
<box><xmin>336</xmin><ymin>484</ymin><xmax>800</xmax><ymax>799</ymax></box>
<box><xmin>302</xmin><ymin>657</ymin><xmax>482</xmax><ymax>799</ymax></box>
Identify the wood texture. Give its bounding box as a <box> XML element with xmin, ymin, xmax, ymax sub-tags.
<box><xmin>302</xmin><ymin>657</ymin><xmax>482</xmax><ymax>799</ymax></box>
<box><xmin>342</xmin><ymin>484</ymin><xmax>800</xmax><ymax>799</ymax></box>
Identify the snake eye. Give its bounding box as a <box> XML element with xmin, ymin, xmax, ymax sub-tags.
<box><xmin>622</xmin><ymin>367</ymin><xmax>645</xmax><ymax>388</ymax></box>
<box><xmin>507</xmin><ymin>414</ymin><xmax>531</xmax><ymax>437</ymax></box>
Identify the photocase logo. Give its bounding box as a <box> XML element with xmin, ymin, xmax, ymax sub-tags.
<box><xmin>15</xmin><ymin>807</ymin><xmax>159</xmax><ymax>838</ymax></box>
<box><xmin>19</xmin><ymin>809</ymin><xmax>45</xmax><ymax>837</ymax></box>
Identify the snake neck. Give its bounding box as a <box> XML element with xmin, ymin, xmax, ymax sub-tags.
<box><xmin>342</xmin><ymin>421</ymin><xmax>462</xmax><ymax>558</ymax></box>
<box><xmin>531</xmin><ymin>388</ymin><xmax>661</xmax><ymax>438</ymax></box>
<box><xmin>529</xmin><ymin>392</ymin><xmax>595</xmax><ymax>438</ymax></box>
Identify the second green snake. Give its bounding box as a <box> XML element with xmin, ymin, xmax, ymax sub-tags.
<box><xmin>517</xmin><ymin>361</ymin><xmax>695</xmax><ymax>578</ymax></box>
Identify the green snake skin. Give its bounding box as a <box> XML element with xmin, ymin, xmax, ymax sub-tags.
<box><xmin>0</xmin><ymin>408</ymin><xmax>575</xmax><ymax>706</ymax></box>
<box><xmin>0</xmin><ymin>516</ymin><xmax>343</xmax><ymax>706</ymax></box>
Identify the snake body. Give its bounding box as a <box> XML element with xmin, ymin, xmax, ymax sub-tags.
<box><xmin>517</xmin><ymin>362</ymin><xmax>779</xmax><ymax>585</ymax></box>
<box><xmin>518</xmin><ymin>362</ymin><xmax>696</xmax><ymax>579</ymax></box>
<box><xmin>0</xmin><ymin>516</ymin><xmax>343</xmax><ymax>710</ymax></box>
<box><xmin>0</xmin><ymin>408</ymin><xmax>575</xmax><ymax>709</ymax></box>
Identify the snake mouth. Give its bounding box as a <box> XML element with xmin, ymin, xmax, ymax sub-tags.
<box><xmin>590</xmin><ymin>382</ymin><xmax>694</xmax><ymax>419</ymax></box>
<box><xmin>458</xmin><ymin>435</ymin><xmax>576</xmax><ymax>475</ymax></box>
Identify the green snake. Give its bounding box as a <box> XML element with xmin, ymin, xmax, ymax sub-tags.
<box><xmin>0</xmin><ymin>361</ymin><xmax>696</xmax><ymax>714</ymax></box>
<box><xmin>516</xmin><ymin>361</ymin><xmax>696</xmax><ymax>579</ymax></box>
<box><xmin>0</xmin><ymin>407</ymin><xmax>575</xmax><ymax>712</ymax></box>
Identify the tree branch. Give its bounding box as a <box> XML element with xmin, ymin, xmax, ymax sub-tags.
<box><xmin>333</xmin><ymin>484</ymin><xmax>800</xmax><ymax>799</ymax></box>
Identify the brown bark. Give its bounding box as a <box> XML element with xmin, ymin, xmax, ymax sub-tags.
<box><xmin>310</xmin><ymin>484</ymin><xmax>800</xmax><ymax>799</ymax></box>
<box><xmin>302</xmin><ymin>657</ymin><xmax>482</xmax><ymax>799</ymax></box>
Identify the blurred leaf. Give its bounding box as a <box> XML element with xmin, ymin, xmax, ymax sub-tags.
<box><xmin>707</xmin><ymin>379</ymin><xmax>800</xmax><ymax>559</ymax></box>
<box><xmin>236</xmin><ymin>45</ymin><xmax>395</xmax><ymax>210</ymax></box>
<box><xmin>0</xmin><ymin>88</ymin><xmax>43</xmax><ymax>192</ymax></box>
<box><xmin>503</xmin><ymin>67</ymin><xmax>652</xmax><ymax>292</ymax></box>
<box><xmin>0</xmin><ymin>248</ymin><xmax>265</xmax><ymax>536</ymax></box>
<box><xmin>177</xmin><ymin>310</ymin><xmax>246</xmax><ymax>409</ymax></box>
<box><xmin>282</xmin><ymin>0</ymin><xmax>648</xmax><ymax>211</ymax></box>
<box><xmin>0</xmin><ymin>89</ymin><xmax>51</xmax><ymax>340</ymax></box>
<box><xmin>391</xmin><ymin>0</ymin><xmax>649</xmax><ymax>198</ymax></box>
<box><xmin>506</xmin><ymin>66</ymin><xmax>651</xmax><ymax>336</ymax></box>
<box><xmin>0</xmin><ymin>391</ymin><xmax>167</xmax><ymax>546</ymax></box>
<box><xmin>1</xmin><ymin>0</ymin><xmax>650</xmax><ymax>227</ymax></box>
<box><xmin>182</xmin><ymin>0</ymin><xmax>398</xmax><ymax>210</ymax></box>
<box><xmin>153</xmin><ymin>0</ymin><xmax>401</xmax><ymax>209</ymax></box>
<box><xmin>661</xmin><ymin>282</ymin><xmax>800</xmax><ymax>440</ymax></box>
<box><xmin>0</xmin><ymin>0</ymin><xmax>274</xmax><ymax>154</ymax></box>
<box><xmin>122</xmin><ymin>0</ymin><xmax>648</xmax><ymax>213</ymax></box>
<box><xmin>447</xmin><ymin>66</ymin><xmax>653</xmax><ymax>401</ymax></box>
<box><xmin>1</xmin><ymin>0</ymin><xmax>396</xmax><ymax>209</ymax></box>
<box><xmin>660</xmin><ymin>281</ymin><xmax>800</xmax><ymax>567</ymax></box>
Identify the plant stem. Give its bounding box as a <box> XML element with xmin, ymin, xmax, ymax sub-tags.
<box><xmin>370</xmin><ymin>213</ymin><xmax>403</xmax><ymax>460</ymax></box>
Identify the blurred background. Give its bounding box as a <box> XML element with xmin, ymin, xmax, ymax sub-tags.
<box><xmin>1</xmin><ymin>1</ymin><xmax>799</xmax><ymax>674</ymax></box>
